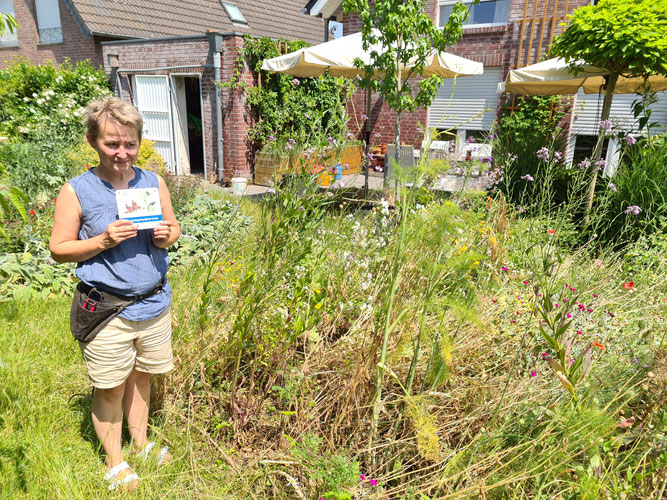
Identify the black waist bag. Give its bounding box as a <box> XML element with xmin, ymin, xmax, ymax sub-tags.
<box><xmin>70</xmin><ymin>280</ymin><xmax>163</xmax><ymax>343</ymax></box>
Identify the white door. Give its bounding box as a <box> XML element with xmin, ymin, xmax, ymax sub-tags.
<box><xmin>133</xmin><ymin>75</ymin><xmax>175</xmax><ymax>172</ymax></box>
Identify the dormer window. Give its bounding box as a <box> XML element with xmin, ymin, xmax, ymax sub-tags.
<box><xmin>220</xmin><ymin>2</ymin><xmax>247</xmax><ymax>25</ymax></box>
<box><xmin>36</xmin><ymin>0</ymin><xmax>63</xmax><ymax>44</ymax></box>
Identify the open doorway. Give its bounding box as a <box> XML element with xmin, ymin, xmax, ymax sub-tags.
<box><xmin>171</xmin><ymin>75</ymin><xmax>205</xmax><ymax>175</ymax></box>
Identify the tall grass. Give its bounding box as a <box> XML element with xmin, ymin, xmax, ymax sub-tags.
<box><xmin>1</xmin><ymin>170</ymin><xmax>665</xmax><ymax>498</ymax></box>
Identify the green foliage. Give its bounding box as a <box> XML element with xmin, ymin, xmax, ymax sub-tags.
<box><xmin>0</xmin><ymin>230</ymin><xmax>76</xmax><ymax>301</ymax></box>
<box><xmin>168</xmin><ymin>192</ymin><xmax>251</xmax><ymax>267</ymax></box>
<box><xmin>0</xmin><ymin>12</ymin><xmax>17</xmax><ymax>36</ymax></box>
<box><xmin>0</xmin><ymin>137</ymin><xmax>81</xmax><ymax>200</ymax></box>
<box><xmin>551</xmin><ymin>0</ymin><xmax>667</xmax><ymax>78</ymax></box>
<box><xmin>226</xmin><ymin>36</ymin><xmax>356</xmax><ymax>149</ymax></box>
<box><xmin>342</xmin><ymin>0</ymin><xmax>469</xmax><ymax>113</ymax></box>
<box><xmin>595</xmin><ymin>134</ymin><xmax>667</xmax><ymax>244</ymax></box>
<box><xmin>287</xmin><ymin>433</ymin><xmax>360</xmax><ymax>499</ymax></box>
<box><xmin>0</xmin><ymin>58</ymin><xmax>111</xmax><ymax>141</ymax></box>
<box><xmin>494</xmin><ymin>95</ymin><xmax>571</xmax><ymax>209</ymax></box>
<box><xmin>0</xmin><ymin>164</ymin><xmax>29</xmax><ymax>240</ymax></box>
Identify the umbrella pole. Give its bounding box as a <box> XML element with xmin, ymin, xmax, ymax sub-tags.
<box><xmin>364</xmin><ymin>86</ymin><xmax>371</xmax><ymax>198</ymax></box>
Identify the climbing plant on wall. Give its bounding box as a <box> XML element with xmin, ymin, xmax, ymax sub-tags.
<box><xmin>225</xmin><ymin>36</ymin><xmax>356</xmax><ymax>151</ymax></box>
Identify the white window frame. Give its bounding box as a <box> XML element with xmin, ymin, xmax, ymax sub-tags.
<box><xmin>35</xmin><ymin>0</ymin><xmax>63</xmax><ymax>44</ymax></box>
<box><xmin>437</xmin><ymin>0</ymin><xmax>510</xmax><ymax>29</ymax></box>
<box><xmin>0</xmin><ymin>0</ymin><xmax>18</xmax><ymax>47</ymax></box>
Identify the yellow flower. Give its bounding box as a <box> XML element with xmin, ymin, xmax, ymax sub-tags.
<box><xmin>473</xmin><ymin>261</ymin><xmax>480</xmax><ymax>266</ymax></box>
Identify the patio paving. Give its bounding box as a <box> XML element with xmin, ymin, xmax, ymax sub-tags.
<box><xmin>211</xmin><ymin>171</ymin><xmax>486</xmax><ymax>198</ymax></box>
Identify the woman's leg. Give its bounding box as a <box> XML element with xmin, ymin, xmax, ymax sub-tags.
<box><xmin>123</xmin><ymin>368</ymin><xmax>151</xmax><ymax>450</ymax></box>
<box><xmin>92</xmin><ymin>382</ymin><xmax>126</xmax><ymax>468</ymax></box>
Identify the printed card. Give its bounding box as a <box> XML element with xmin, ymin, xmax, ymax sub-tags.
<box><xmin>115</xmin><ymin>187</ymin><xmax>163</xmax><ymax>230</ymax></box>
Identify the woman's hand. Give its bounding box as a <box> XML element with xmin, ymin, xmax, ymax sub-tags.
<box><xmin>151</xmin><ymin>221</ymin><xmax>172</xmax><ymax>245</ymax></box>
<box><xmin>102</xmin><ymin>220</ymin><xmax>138</xmax><ymax>248</ymax></box>
<box><xmin>151</xmin><ymin>175</ymin><xmax>180</xmax><ymax>249</ymax></box>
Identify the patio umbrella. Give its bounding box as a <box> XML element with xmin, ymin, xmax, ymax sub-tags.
<box><xmin>497</xmin><ymin>57</ymin><xmax>667</xmax><ymax>95</ymax></box>
<box><xmin>262</xmin><ymin>30</ymin><xmax>483</xmax><ymax>79</ymax></box>
<box><xmin>261</xmin><ymin>30</ymin><xmax>483</xmax><ymax>191</ymax></box>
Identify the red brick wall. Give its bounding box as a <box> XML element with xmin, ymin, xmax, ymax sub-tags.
<box><xmin>342</xmin><ymin>0</ymin><xmax>591</xmax><ymax>145</ymax></box>
<box><xmin>102</xmin><ymin>35</ymin><xmax>255</xmax><ymax>182</ymax></box>
<box><xmin>0</xmin><ymin>0</ymin><xmax>102</xmax><ymax>68</ymax></box>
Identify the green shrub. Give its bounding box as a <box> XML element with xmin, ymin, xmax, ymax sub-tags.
<box><xmin>0</xmin><ymin>58</ymin><xmax>110</xmax><ymax>141</ymax></box>
<box><xmin>0</xmin><ymin>137</ymin><xmax>79</xmax><ymax>201</ymax></box>
<box><xmin>595</xmin><ymin>134</ymin><xmax>667</xmax><ymax>244</ymax></box>
<box><xmin>494</xmin><ymin>95</ymin><xmax>571</xmax><ymax>210</ymax></box>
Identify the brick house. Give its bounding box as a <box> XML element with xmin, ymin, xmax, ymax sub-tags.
<box><xmin>0</xmin><ymin>0</ymin><xmax>325</xmax><ymax>180</ymax></box>
<box><xmin>305</xmin><ymin>0</ymin><xmax>667</xmax><ymax>170</ymax></box>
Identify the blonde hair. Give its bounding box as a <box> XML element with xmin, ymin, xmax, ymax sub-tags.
<box><xmin>85</xmin><ymin>97</ymin><xmax>143</xmax><ymax>142</ymax></box>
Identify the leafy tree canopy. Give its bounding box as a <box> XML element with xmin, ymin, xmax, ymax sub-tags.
<box><xmin>342</xmin><ymin>0</ymin><xmax>469</xmax><ymax>113</ymax></box>
<box><xmin>551</xmin><ymin>0</ymin><xmax>667</xmax><ymax>77</ymax></box>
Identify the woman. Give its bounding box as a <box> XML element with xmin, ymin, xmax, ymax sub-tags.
<box><xmin>50</xmin><ymin>97</ymin><xmax>180</xmax><ymax>491</ymax></box>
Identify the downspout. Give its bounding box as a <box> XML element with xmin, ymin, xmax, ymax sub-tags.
<box><xmin>207</xmin><ymin>31</ymin><xmax>224</xmax><ymax>182</ymax></box>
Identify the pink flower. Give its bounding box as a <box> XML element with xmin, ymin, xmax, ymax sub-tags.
<box><xmin>370</xmin><ymin>479</ymin><xmax>378</xmax><ymax>486</ymax></box>
<box><xmin>566</xmin><ymin>313</ymin><xmax>572</xmax><ymax>318</ymax></box>
<box><xmin>577</xmin><ymin>330</ymin><xmax>583</xmax><ymax>335</ymax></box>
<box><xmin>523</xmin><ymin>280</ymin><xmax>529</xmax><ymax>285</ymax></box>
<box><xmin>502</xmin><ymin>266</ymin><xmax>508</xmax><ymax>271</ymax></box>
<box><xmin>531</xmin><ymin>371</ymin><xmax>537</xmax><ymax>377</ymax></box>
<box><xmin>592</xmin><ymin>294</ymin><xmax>598</xmax><ymax>298</ymax></box>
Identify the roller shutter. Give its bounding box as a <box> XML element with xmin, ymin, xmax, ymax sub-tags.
<box><xmin>428</xmin><ymin>67</ymin><xmax>502</xmax><ymax>131</ymax></box>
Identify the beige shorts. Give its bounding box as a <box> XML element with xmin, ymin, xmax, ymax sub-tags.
<box><xmin>79</xmin><ymin>307</ymin><xmax>173</xmax><ymax>389</ymax></box>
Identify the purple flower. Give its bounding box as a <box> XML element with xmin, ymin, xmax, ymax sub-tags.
<box><xmin>267</xmin><ymin>135</ymin><xmax>276</xmax><ymax>141</ymax></box>
<box><xmin>373</xmin><ymin>132</ymin><xmax>381</xmax><ymax>138</ymax></box>
<box><xmin>487</xmin><ymin>133</ymin><xmax>494</xmax><ymax>141</ymax></box>
<box><xmin>346</xmin><ymin>132</ymin><xmax>354</xmax><ymax>139</ymax></box>
<box><xmin>599</xmin><ymin>119</ymin><xmax>613</xmax><ymax>132</ymax></box>
<box><xmin>304</xmin><ymin>112</ymin><xmax>310</xmax><ymax>119</ymax></box>
<box><xmin>292</xmin><ymin>78</ymin><xmax>300</xmax><ymax>86</ymax></box>
<box><xmin>554</xmin><ymin>151</ymin><xmax>563</xmax><ymax>161</ymax></box>
<box><xmin>625</xmin><ymin>205</ymin><xmax>642</xmax><ymax>215</ymax></box>
<box><xmin>624</xmin><ymin>134</ymin><xmax>636</xmax><ymax>146</ymax></box>
<box><xmin>578</xmin><ymin>158</ymin><xmax>590</xmax><ymax>170</ymax></box>
<box><xmin>521</xmin><ymin>174</ymin><xmax>534</xmax><ymax>182</ymax></box>
<box><xmin>361</xmin><ymin>114</ymin><xmax>369</xmax><ymax>120</ymax></box>
<box><xmin>608</xmin><ymin>182</ymin><xmax>617</xmax><ymax>192</ymax></box>
<box><xmin>536</xmin><ymin>147</ymin><xmax>549</xmax><ymax>160</ymax></box>
<box><xmin>594</xmin><ymin>159</ymin><xmax>607</xmax><ymax>171</ymax></box>
<box><xmin>368</xmin><ymin>152</ymin><xmax>375</xmax><ymax>161</ymax></box>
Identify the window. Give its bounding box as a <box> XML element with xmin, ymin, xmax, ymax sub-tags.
<box><xmin>438</xmin><ymin>0</ymin><xmax>510</xmax><ymax>27</ymax></box>
<box><xmin>0</xmin><ymin>0</ymin><xmax>18</xmax><ymax>47</ymax></box>
<box><xmin>36</xmin><ymin>0</ymin><xmax>63</xmax><ymax>44</ymax></box>
<box><xmin>220</xmin><ymin>2</ymin><xmax>247</xmax><ymax>25</ymax></box>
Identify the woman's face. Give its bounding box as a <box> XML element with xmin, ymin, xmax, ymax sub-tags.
<box><xmin>88</xmin><ymin>120</ymin><xmax>140</xmax><ymax>174</ymax></box>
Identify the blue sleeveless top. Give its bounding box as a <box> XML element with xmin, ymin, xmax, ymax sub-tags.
<box><xmin>69</xmin><ymin>167</ymin><xmax>171</xmax><ymax>321</ymax></box>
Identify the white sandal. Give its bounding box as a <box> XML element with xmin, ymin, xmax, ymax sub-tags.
<box><xmin>104</xmin><ymin>461</ymin><xmax>139</xmax><ymax>491</ymax></box>
<box><xmin>136</xmin><ymin>441</ymin><xmax>171</xmax><ymax>465</ymax></box>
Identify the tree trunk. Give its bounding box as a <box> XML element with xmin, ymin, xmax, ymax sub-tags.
<box><xmin>583</xmin><ymin>72</ymin><xmax>619</xmax><ymax>225</ymax></box>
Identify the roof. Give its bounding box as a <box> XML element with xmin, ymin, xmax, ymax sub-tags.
<box><xmin>67</xmin><ymin>0</ymin><xmax>325</xmax><ymax>45</ymax></box>
<box><xmin>303</xmin><ymin>0</ymin><xmax>344</xmax><ymax>21</ymax></box>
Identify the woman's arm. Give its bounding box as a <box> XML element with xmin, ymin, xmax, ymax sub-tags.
<box><xmin>151</xmin><ymin>175</ymin><xmax>181</xmax><ymax>249</ymax></box>
<box><xmin>49</xmin><ymin>183</ymin><xmax>138</xmax><ymax>263</ymax></box>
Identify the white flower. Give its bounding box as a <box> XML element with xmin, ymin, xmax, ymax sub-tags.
<box><xmin>23</xmin><ymin>96</ymin><xmax>30</xmax><ymax>102</ymax></box>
